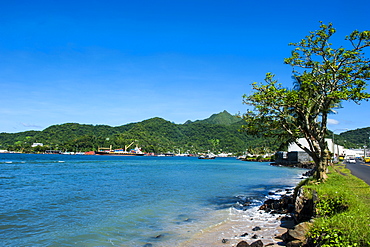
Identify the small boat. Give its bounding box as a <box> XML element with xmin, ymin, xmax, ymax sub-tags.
<box><xmin>198</xmin><ymin>154</ymin><xmax>216</xmax><ymax>159</ymax></box>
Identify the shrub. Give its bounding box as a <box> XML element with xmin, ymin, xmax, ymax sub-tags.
<box><xmin>316</xmin><ymin>196</ymin><xmax>348</xmax><ymax>217</ymax></box>
<box><xmin>304</xmin><ymin>165</ymin><xmax>370</xmax><ymax>246</ymax></box>
<box><xmin>308</xmin><ymin>228</ymin><xmax>353</xmax><ymax>247</ymax></box>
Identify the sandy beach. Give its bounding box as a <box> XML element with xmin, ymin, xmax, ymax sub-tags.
<box><xmin>179</xmin><ymin>202</ymin><xmax>294</xmax><ymax>247</ymax></box>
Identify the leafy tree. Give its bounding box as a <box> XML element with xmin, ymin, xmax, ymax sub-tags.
<box><xmin>242</xmin><ymin>23</ymin><xmax>370</xmax><ymax>180</ymax></box>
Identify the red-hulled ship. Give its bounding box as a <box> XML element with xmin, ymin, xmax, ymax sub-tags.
<box><xmin>95</xmin><ymin>142</ymin><xmax>145</xmax><ymax>156</ymax></box>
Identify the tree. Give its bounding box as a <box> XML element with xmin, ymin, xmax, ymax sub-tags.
<box><xmin>242</xmin><ymin>22</ymin><xmax>370</xmax><ymax>180</ymax></box>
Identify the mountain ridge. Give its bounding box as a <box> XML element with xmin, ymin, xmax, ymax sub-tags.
<box><xmin>187</xmin><ymin>110</ymin><xmax>241</xmax><ymax>125</ymax></box>
<box><xmin>0</xmin><ymin>111</ymin><xmax>367</xmax><ymax>153</ymax></box>
<box><xmin>0</xmin><ymin>111</ymin><xmax>258</xmax><ymax>154</ymax></box>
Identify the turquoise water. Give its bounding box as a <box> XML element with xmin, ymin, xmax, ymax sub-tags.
<box><xmin>0</xmin><ymin>154</ymin><xmax>306</xmax><ymax>246</ymax></box>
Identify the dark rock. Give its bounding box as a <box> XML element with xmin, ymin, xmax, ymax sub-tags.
<box><xmin>250</xmin><ymin>240</ymin><xmax>263</xmax><ymax>247</ymax></box>
<box><xmin>252</xmin><ymin>226</ymin><xmax>261</xmax><ymax>231</ymax></box>
<box><xmin>251</xmin><ymin>234</ymin><xmax>258</xmax><ymax>239</ymax></box>
<box><xmin>280</xmin><ymin>216</ymin><xmax>296</xmax><ymax>229</ymax></box>
<box><xmin>221</xmin><ymin>238</ymin><xmax>229</xmax><ymax>243</ymax></box>
<box><xmin>236</xmin><ymin>240</ymin><xmax>251</xmax><ymax>247</ymax></box>
<box><xmin>268</xmin><ymin>192</ymin><xmax>275</xmax><ymax>195</ymax></box>
<box><xmin>289</xmin><ymin>222</ymin><xmax>312</xmax><ymax>241</ymax></box>
<box><xmin>286</xmin><ymin>240</ymin><xmax>303</xmax><ymax>247</ymax></box>
<box><xmin>302</xmin><ymin>169</ymin><xmax>315</xmax><ymax>177</ymax></box>
<box><xmin>259</xmin><ymin>194</ymin><xmax>295</xmax><ymax>214</ymax></box>
<box><xmin>282</xmin><ymin>222</ymin><xmax>312</xmax><ymax>242</ymax></box>
<box><xmin>154</xmin><ymin>234</ymin><xmax>162</xmax><ymax>239</ymax></box>
<box><xmin>294</xmin><ymin>188</ymin><xmax>315</xmax><ymax>223</ymax></box>
<box><xmin>240</xmin><ymin>232</ymin><xmax>249</xmax><ymax>237</ymax></box>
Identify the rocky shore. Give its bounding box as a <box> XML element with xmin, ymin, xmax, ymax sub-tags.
<box><xmin>178</xmin><ymin>169</ymin><xmax>314</xmax><ymax>247</ymax></box>
<box><xmin>270</xmin><ymin>161</ymin><xmax>315</xmax><ymax>170</ymax></box>
<box><xmin>180</xmin><ymin>168</ymin><xmax>314</xmax><ymax>247</ymax></box>
<box><xmin>232</xmin><ymin>170</ymin><xmax>314</xmax><ymax>247</ymax></box>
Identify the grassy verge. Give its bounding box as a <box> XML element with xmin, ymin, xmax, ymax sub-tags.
<box><xmin>301</xmin><ymin>163</ymin><xmax>370</xmax><ymax>246</ymax></box>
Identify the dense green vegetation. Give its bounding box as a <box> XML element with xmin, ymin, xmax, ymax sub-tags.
<box><xmin>241</xmin><ymin>23</ymin><xmax>370</xmax><ymax>180</ymax></box>
<box><xmin>300</xmin><ymin>164</ymin><xmax>370</xmax><ymax>246</ymax></box>
<box><xmin>0</xmin><ymin>111</ymin><xmax>279</xmax><ymax>154</ymax></box>
<box><xmin>334</xmin><ymin>127</ymin><xmax>370</xmax><ymax>149</ymax></box>
<box><xmin>0</xmin><ymin>111</ymin><xmax>367</xmax><ymax>155</ymax></box>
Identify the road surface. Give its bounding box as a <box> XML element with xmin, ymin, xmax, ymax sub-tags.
<box><xmin>345</xmin><ymin>160</ymin><xmax>370</xmax><ymax>185</ymax></box>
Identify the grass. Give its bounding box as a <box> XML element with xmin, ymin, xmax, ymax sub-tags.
<box><xmin>302</xmin><ymin>164</ymin><xmax>370</xmax><ymax>246</ymax></box>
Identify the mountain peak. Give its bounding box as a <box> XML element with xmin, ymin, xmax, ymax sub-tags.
<box><xmin>188</xmin><ymin>110</ymin><xmax>240</xmax><ymax>125</ymax></box>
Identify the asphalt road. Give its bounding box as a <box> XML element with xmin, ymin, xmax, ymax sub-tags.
<box><xmin>345</xmin><ymin>160</ymin><xmax>370</xmax><ymax>185</ymax></box>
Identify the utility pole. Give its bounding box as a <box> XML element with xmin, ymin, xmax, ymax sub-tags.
<box><xmin>332</xmin><ymin>129</ymin><xmax>348</xmax><ymax>162</ymax></box>
<box><xmin>364</xmin><ymin>146</ymin><xmax>367</xmax><ymax>159</ymax></box>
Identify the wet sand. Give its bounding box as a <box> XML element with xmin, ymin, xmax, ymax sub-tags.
<box><xmin>178</xmin><ymin>205</ymin><xmax>294</xmax><ymax>247</ymax></box>
<box><xmin>175</xmin><ymin>183</ymin><xmax>302</xmax><ymax>247</ymax></box>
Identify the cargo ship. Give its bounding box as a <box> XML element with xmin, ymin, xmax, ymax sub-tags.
<box><xmin>95</xmin><ymin>142</ymin><xmax>145</xmax><ymax>156</ymax></box>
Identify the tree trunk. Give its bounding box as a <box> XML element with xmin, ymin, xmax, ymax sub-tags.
<box><xmin>314</xmin><ymin>149</ymin><xmax>329</xmax><ymax>180</ymax></box>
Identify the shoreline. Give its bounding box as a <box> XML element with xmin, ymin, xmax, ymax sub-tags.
<box><xmin>178</xmin><ymin>208</ymin><xmax>290</xmax><ymax>247</ymax></box>
<box><xmin>178</xmin><ymin>186</ymin><xmax>300</xmax><ymax>247</ymax></box>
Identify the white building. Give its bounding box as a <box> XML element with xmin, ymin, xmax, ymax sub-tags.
<box><xmin>288</xmin><ymin>138</ymin><xmax>368</xmax><ymax>159</ymax></box>
<box><xmin>289</xmin><ymin>138</ymin><xmax>342</xmax><ymax>153</ymax></box>
<box><xmin>31</xmin><ymin>143</ymin><xmax>44</xmax><ymax>147</ymax></box>
<box><xmin>344</xmin><ymin>149</ymin><xmax>367</xmax><ymax>158</ymax></box>
<box><xmin>288</xmin><ymin>138</ymin><xmax>345</xmax><ymax>159</ymax></box>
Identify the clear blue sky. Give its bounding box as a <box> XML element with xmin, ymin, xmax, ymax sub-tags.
<box><xmin>1</xmin><ymin>0</ymin><xmax>369</xmax><ymax>134</ymax></box>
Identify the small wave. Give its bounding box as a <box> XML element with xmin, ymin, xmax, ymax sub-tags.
<box><xmin>0</xmin><ymin>175</ymin><xmax>16</xmax><ymax>179</ymax></box>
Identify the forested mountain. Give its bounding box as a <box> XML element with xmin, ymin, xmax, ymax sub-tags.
<box><xmin>335</xmin><ymin>127</ymin><xmax>370</xmax><ymax>148</ymax></box>
<box><xmin>0</xmin><ymin>111</ymin><xmax>277</xmax><ymax>154</ymax></box>
<box><xmin>0</xmin><ymin>111</ymin><xmax>367</xmax><ymax>154</ymax></box>
<box><xmin>186</xmin><ymin>110</ymin><xmax>241</xmax><ymax>125</ymax></box>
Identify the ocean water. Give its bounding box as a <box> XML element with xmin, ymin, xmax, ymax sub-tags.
<box><xmin>0</xmin><ymin>154</ymin><xmax>306</xmax><ymax>247</ymax></box>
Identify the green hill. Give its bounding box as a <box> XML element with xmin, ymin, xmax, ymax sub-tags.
<box><xmin>0</xmin><ymin>111</ymin><xmax>275</xmax><ymax>154</ymax></box>
<box><xmin>188</xmin><ymin>110</ymin><xmax>241</xmax><ymax>125</ymax></box>
<box><xmin>1</xmin><ymin>111</ymin><xmax>367</xmax><ymax>154</ymax></box>
<box><xmin>334</xmin><ymin>127</ymin><xmax>370</xmax><ymax>148</ymax></box>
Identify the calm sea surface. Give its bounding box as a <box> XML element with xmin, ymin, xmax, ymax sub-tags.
<box><xmin>0</xmin><ymin>154</ymin><xmax>306</xmax><ymax>247</ymax></box>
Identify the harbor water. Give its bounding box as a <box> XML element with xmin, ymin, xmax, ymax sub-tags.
<box><xmin>0</xmin><ymin>154</ymin><xmax>306</xmax><ymax>246</ymax></box>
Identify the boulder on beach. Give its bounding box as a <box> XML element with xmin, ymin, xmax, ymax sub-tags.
<box><xmin>251</xmin><ymin>240</ymin><xmax>264</xmax><ymax>247</ymax></box>
<box><xmin>236</xmin><ymin>240</ymin><xmax>264</xmax><ymax>247</ymax></box>
<box><xmin>259</xmin><ymin>195</ymin><xmax>294</xmax><ymax>214</ymax></box>
<box><xmin>281</xmin><ymin>221</ymin><xmax>312</xmax><ymax>242</ymax></box>
<box><xmin>252</xmin><ymin>226</ymin><xmax>261</xmax><ymax>231</ymax></box>
<box><xmin>236</xmin><ymin>240</ymin><xmax>250</xmax><ymax>247</ymax></box>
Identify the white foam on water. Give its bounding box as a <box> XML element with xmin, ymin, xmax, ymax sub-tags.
<box><xmin>175</xmin><ymin>187</ymin><xmax>298</xmax><ymax>247</ymax></box>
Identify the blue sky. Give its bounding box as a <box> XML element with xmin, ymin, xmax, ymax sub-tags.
<box><xmin>0</xmin><ymin>0</ymin><xmax>369</xmax><ymax>134</ymax></box>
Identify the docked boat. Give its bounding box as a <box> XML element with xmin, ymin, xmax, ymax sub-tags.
<box><xmin>95</xmin><ymin>142</ymin><xmax>145</xmax><ymax>156</ymax></box>
<box><xmin>198</xmin><ymin>154</ymin><xmax>216</xmax><ymax>159</ymax></box>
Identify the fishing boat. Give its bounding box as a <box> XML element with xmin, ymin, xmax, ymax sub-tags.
<box><xmin>95</xmin><ymin>142</ymin><xmax>145</xmax><ymax>156</ymax></box>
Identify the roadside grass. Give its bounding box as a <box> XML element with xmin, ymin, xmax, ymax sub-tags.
<box><xmin>303</xmin><ymin>164</ymin><xmax>370</xmax><ymax>246</ymax></box>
